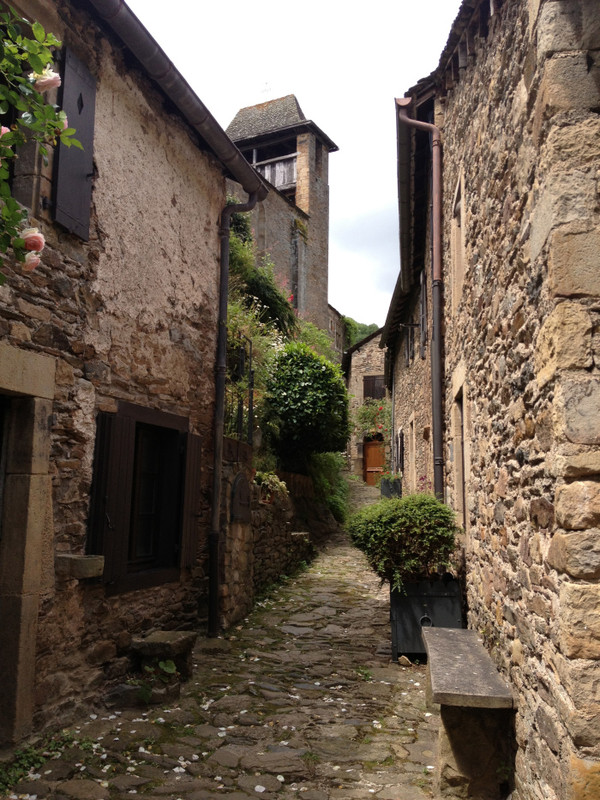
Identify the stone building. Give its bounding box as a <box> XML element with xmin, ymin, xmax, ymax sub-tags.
<box><xmin>0</xmin><ymin>0</ymin><xmax>266</xmax><ymax>744</ymax></box>
<box><xmin>342</xmin><ymin>329</ymin><xmax>387</xmax><ymax>483</ymax></box>
<box><xmin>383</xmin><ymin>0</ymin><xmax>600</xmax><ymax>797</ymax></box>
<box><xmin>226</xmin><ymin>95</ymin><xmax>338</xmax><ymax>333</ymax></box>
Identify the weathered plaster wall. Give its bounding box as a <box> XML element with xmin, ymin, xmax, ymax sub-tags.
<box><xmin>439</xmin><ymin>1</ymin><xmax>600</xmax><ymax>797</ymax></box>
<box><xmin>0</xmin><ymin>0</ymin><xmax>224</xmax><ymax>735</ymax></box>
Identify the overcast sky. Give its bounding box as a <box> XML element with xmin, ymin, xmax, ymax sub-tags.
<box><xmin>126</xmin><ymin>0</ymin><xmax>463</xmax><ymax>327</ymax></box>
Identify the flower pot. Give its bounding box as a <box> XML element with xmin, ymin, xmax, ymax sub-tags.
<box><xmin>390</xmin><ymin>574</ymin><xmax>463</xmax><ymax>660</ymax></box>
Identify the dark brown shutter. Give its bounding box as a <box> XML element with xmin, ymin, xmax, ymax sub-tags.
<box><xmin>53</xmin><ymin>48</ymin><xmax>96</xmax><ymax>240</ymax></box>
<box><xmin>181</xmin><ymin>433</ymin><xmax>202</xmax><ymax>568</ymax></box>
<box><xmin>102</xmin><ymin>413</ymin><xmax>136</xmax><ymax>584</ymax></box>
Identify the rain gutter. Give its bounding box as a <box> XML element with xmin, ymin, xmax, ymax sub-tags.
<box><xmin>208</xmin><ymin>193</ymin><xmax>259</xmax><ymax>636</ymax></box>
<box><xmin>395</xmin><ymin>98</ymin><xmax>444</xmax><ymax>499</ymax></box>
<box><xmin>86</xmin><ymin>0</ymin><xmax>268</xmax><ymax>200</ymax></box>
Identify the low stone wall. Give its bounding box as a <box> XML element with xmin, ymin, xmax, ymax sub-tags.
<box><xmin>220</xmin><ymin>446</ymin><xmax>325</xmax><ymax>628</ymax></box>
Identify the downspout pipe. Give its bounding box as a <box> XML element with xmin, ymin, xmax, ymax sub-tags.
<box><xmin>395</xmin><ymin>98</ymin><xmax>444</xmax><ymax>499</ymax></box>
<box><xmin>208</xmin><ymin>193</ymin><xmax>258</xmax><ymax>637</ymax></box>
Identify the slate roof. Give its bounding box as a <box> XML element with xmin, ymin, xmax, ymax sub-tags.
<box><xmin>227</xmin><ymin>95</ymin><xmax>306</xmax><ymax>141</ymax></box>
<box><xmin>227</xmin><ymin>94</ymin><xmax>339</xmax><ymax>152</ymax></box>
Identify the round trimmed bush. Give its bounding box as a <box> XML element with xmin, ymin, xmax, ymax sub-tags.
<box><xmin>348</xmin><ymin>493</ymin><xmax>459</xmax><ymax>592</ymax></box>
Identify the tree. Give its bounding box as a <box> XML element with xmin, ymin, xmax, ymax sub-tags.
<box><xmin>264</xmin><ymin>342</ymin><xmax>350</xmax><ymax>472</ymax></box>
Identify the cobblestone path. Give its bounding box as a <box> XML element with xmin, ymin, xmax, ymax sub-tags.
<box><xmin>5</xmin><ymin>514</ymin><xmax>439</xmax><ymax>800</ymax></box>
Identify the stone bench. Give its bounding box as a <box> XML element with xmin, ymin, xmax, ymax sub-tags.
<box><xmin>422</xmin><ymin>627</ymin><xmax>515</xmax><ymax>799</ymax></box>
<box><xmin>131</xmin><ymin>630</ymin><xmax>198</xmax><ymax>680</ymax></box>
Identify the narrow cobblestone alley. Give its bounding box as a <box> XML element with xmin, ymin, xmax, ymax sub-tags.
<box><xmin>4</xmin><ymin>517</ymin><xmax>439</xmax><ymax>800</ymax></box>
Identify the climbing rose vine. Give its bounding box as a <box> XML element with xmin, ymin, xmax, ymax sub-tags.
<box><xmin>0</xmin><ymin>8</ymin><xmax>81</xmax><ymax>281</ymax></box>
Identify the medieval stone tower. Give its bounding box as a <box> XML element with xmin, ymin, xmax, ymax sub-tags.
<box><xmin>227</xmin><ymin>95</ymin><xmax>337</xmax><ymax>332</ymax></box>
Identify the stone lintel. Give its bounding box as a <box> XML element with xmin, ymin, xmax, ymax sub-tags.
<box><xmin>0</xmin><ymin>341</ymin><xmax>55</xmax><ymax>399</ymax></box>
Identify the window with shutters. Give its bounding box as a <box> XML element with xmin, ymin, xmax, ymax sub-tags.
<box><xmin>52</xmin><ymin>47</ymin><xmax>96</xmax><ymax>241</ymax></box>
<box><xmin>88</xmin><ymin>402</ymin><xmax>201</xmax><ymax>594</ymax></box>
<box><xmin>363</xmin><ymin>375</ymin><xmax>385</xmax><ymax>400</ymax></box>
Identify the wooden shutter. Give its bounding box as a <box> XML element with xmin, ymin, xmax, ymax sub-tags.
<box><xmin>102</xmin><ymin>412</ymin><xmax>136</xmax><ymax>584</ymax></box>
<box><xmin>53</xmin><ymin>48</ymin><xmax>96</xmax><ymax>240</ymax></box>
<box><xmin>181</xmin><ymin>433</ymin><xmax>202</xmax><ymax>568</ymax></box>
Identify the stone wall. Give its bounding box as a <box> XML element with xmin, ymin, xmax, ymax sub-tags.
<box><xmin>0</xmin><ymin>0</ymin><xmax>224</xmax><ymax>739</ymax></box>
<box><xmin>227</xmin><ymin>128</ymin><xmax>331</xmax><ymax>333</ymax></box>
<box><xmin>346</xmin><ymin>333</ymin><xmax>390</xmax><ymax>478</ymax></box>
<box><xmin>438</xmin><ymin>1</ymin><xmax>600</xmax><ymax>797</ymax></box>
<box><xmin>220</xmin><ymin>449</ymin><xmax>318</xmax><ymax>628</ymax></box>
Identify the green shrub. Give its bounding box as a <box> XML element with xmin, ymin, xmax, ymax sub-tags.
<box><xmin>264</xmin><ymin>342</ymin><xmax>350</xmax><ymax>472</ymax></box>
<box><xmin>309</xmin><ymin>451</ymin><xmax>349</xmax><ymax>523</ymax></box>
<box><xmin>348</xmin><ymin>494</ymin><xmax>459</xmax><ymax>592</ymax></box>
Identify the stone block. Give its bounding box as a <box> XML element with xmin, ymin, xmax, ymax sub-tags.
<box><xmin>559</xmin><ymin>583</ymin><xmax>600</xmax><ymax>658</ymax></box>
<box><xmin>548</xmin><ymin>530</ymin><xmax>600</xmax><ymax>579</ymax></box>
<box><xmin>5</xmin><ymin>397</ymin><xmax>53</xmax><ymax>476</ymax></box>
<box><xmin>530</xmin><ymin>175</ymin><xmax>595</xmax><ymax>262</ymax></box>
<box><xmin>570</xmin><ymin>756</ymin><xmax>600</xmax><ymax>800</ymax></box>
<box><xmin>535</xmin><ymin>1</ymin><xmax>600</xmax><ymax>60</ymax></box>
<box><xmin>131</xmin><ymin>630</ymin><xmax>198</xmax><ymax>679</ymax></box>
<box><xmin>552</xmin><ymin>452</ymin><xmax>600</xmax><ymax>478</ymax></box>
<box><xmin>535</xmin><ymin>302</ymin><xmax>592</xmax><ymax>387</ymax></box>
<box><xmin>55</xmin><ymin>554</ymin><xmax>105</xmax><ymax>580</ymax></box>
<box><xmin>539</xmin><ymin>52</ymin><xmax>600</xmax><ymax>115</ymax></box>
<box><xmin>549</xmin><ymin>229</ymin><xmax>600</xmax><ymax>298</ymax></box>
<box><xmin>0</xmin><ymin>341</ymin><xmax>55</xmax><ymax>399</ymax></box>
<box><xmin>555</xmin><ymin>376</ymin><xmax>600</xmax><ymax>445</ymax></box>
<box><xmin>555</xmin><ymin>482</ymin><xmax>600</xmax><ymax>529</ymax></box>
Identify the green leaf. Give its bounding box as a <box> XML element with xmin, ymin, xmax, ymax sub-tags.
<box><xmin>27</xmin><ymin>51</ymin><xmax>44</xmax><ymax>73</ymax></box>
<box><xmin>32</xmin><ymin>21</ymin><xmax>45</xmax><ymax>42</ymax></box>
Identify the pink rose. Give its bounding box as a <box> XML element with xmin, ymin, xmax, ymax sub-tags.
<box><xmin>23</xmin><ymin>252</ymin><xmax>41</xmax><ymax>272</ymax></box>
<box><xmin>31</xmin><ymin>68</ymin><xmax>61</xmax><ymax>92</ymax></box>
<box><xmin>22</xmin><ymin>227</ymin><xmax>45</xmax><ymax>252</ymax></box>
<box><xmin>1</xmin><ymin>126</ymin><xmax>10</xmax><ymax>136</ymax></box>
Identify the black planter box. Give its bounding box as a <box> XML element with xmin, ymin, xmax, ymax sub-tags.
<box><xmin>390</xmin><ymin>575</ymin><xmax>463</xmax><ymax>660</ymax></box>
<box><xmin>380</xmin><ymin>478</ymin><xmax>402</xmax><ymax>498</ymax></box>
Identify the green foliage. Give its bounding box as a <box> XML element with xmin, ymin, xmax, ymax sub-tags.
<box><xmin>342</xmin><ymin>315</ymin><xmax>358</xmax><ymax>349</ymax></box>
<box><xmin>264</xmin><ymin>342</ymin><xmax>350</xmax><ymax>472</ymax></box>
<box><xmin>308</xmin><ymin>451</ymin><xmax>348</xmax><ymax>523</ymax></box>
<box><xmin>354</xmin><ymin>397</ymin><xmax>392</xmax><ymax>440</ymax></box>
<box><xmin>0</xmin><ymin>9</ymin><xmax>81</xmax><ymax>278</ymax></box>
<box><xmin>295</xmin><ymin>318</ymin><xmax>337</xmax><ymax>362</ymax></box>
<box><xmin>0</xmin><ymin>729</ymin><xmax>83</xmax><ymax>793</ymax></box>
<box><xmin>348</xmin><ymin>493</ymin><xmax>460</xmax><ymax>592</ymax></box>
<box><xmin>228</xmin><ymin>211</ymin><xmax>296</xmax><ymax>337</ymax></box>
<box><xmin>254</xmin><ymin>470</ymin><xmax>288</xmax><ymax>498</ymax></box>
<box><xmin>343</xmin><ymin>316</ymin><xmax>380</xmax><ymax>348</ymax></box>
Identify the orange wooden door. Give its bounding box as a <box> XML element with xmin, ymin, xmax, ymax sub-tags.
<box><xmin>363</xmin><ymin>440</ymin><xmax>385</xmax><ymax>485</ymax></box>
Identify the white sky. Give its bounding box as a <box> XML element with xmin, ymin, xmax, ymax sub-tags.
<box><xmin>125</xmin><ymin>0</ymin><xmax>463</xmax><ymax>327</ymax></box>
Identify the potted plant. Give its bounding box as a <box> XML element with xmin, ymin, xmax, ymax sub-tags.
<box><xmin>379</xmin><ymin>470</ymin><xmax>402</xmax><ymax>498</ymax></box>
<box><xmin>348</xmin><ymin>493</ymin><xmax>463</xmax><ymax>659</ymax></box>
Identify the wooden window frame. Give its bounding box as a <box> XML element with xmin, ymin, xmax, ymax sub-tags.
<box><xmin>88</xmin><ymin>401</ymin><xmax>201</xmax><ymax>594</ymax></box>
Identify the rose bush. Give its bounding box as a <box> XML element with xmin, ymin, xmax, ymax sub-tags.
<box><xmin>0</xmin><ymin>9</ymin><xmax>81</xmax><ymax>279</ymax></box>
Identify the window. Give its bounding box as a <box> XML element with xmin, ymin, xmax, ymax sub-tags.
<box><xmin>363</xmin><ymin>375</ymin><xmax>385</xmax><ymax>400</ymax></box>
<box><xmin>88</xmin><ymin>402</ymin><xmax>201</xmax><ymax>593</ymax></box>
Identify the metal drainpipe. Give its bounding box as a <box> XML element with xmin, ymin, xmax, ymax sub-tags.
<box><xmin>208</xmin><ymin>193</ymin><xmax>258</xmax><ymax>637</ymax></box>
<box><xmin>395</xmin><ymin>98</ymin><xmax>444</xmax><ymax>499</ymax></box>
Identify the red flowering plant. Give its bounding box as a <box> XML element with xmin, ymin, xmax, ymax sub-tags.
<box><xmin>353</xmin><ymin>397</ymin><xmax>392</xmax><ymax>442</ymax></box>
<box><xmin>0</xmin><ymin>8</ymin><xmax>81</xmax><ymax>280</ymax></box>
